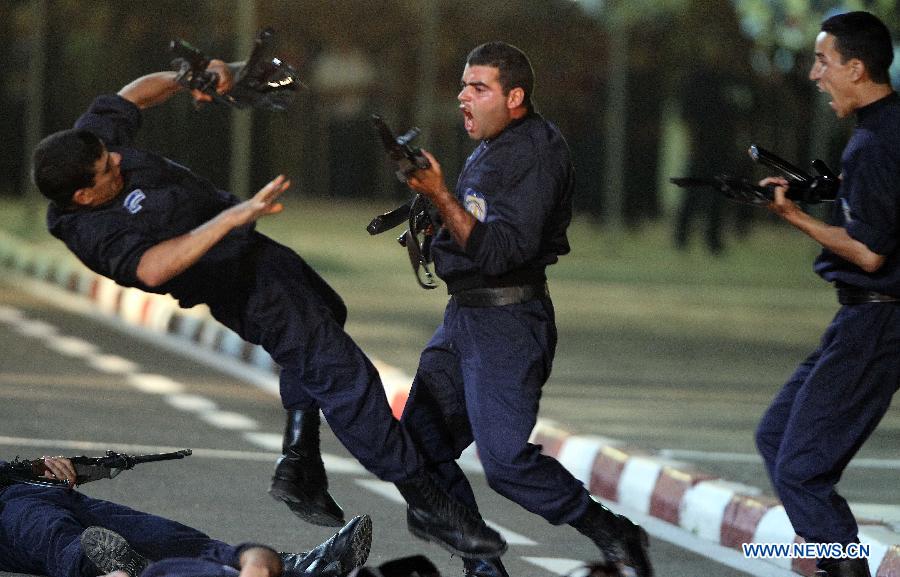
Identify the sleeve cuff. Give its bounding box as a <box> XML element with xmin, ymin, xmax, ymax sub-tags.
<box><xmin>846</xmin><ymin>220</ymin><xmax>896</xmax><ymax>255</ymax></box>
<box><xmin>464</xmin><ymin>220</ymin><xmax>487</xmax><ymax>258</ymax></box>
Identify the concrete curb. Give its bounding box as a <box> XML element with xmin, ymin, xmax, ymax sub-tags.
<box><xmin>2</xmin><ymin>232</ymin><xmax>897</xmax><ymax>576</ymax></box>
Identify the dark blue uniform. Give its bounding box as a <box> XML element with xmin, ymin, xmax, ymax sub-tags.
<box><xmin>401</xmin><ymin>113</ymin><xmax>590</xmax><ymax>524</ymax></box>
<box><xmin>47</xmin><ymin>95</ymin><xmax>422</xmax><ymax>482</ymax></box>
<box><xmin>0</xmin><ymin>479</ymin><xmax>241</xmax><ymax>577</ymax></box>
<box><xmin>756</xmin><ymin>92</ymin><xmax>900</xmax><ymax>549</ymax></box>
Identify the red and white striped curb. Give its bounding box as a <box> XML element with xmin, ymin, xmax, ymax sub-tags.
<box><xmin>528</xmin><ymin>424</ymin><xmax>900</xmax><ymax>577</ymax></box>
<box><xmin>2</xmin><ymin>234</ymin><xmax>898</xmax><ymax>576</ymax></box>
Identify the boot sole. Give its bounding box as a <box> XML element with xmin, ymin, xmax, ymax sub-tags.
<box><xmin>334</xmin><ymin>514</ymin><xmax>372</xmax><ymax>573</ymax></box>
<box><xmin>80</xmin><ymin>527</ymin><xmax>150</xmax><ymax>577</ymax></box>
<box><xmin>269</xmin><ymin>483</ymin><xmax>345</xmax><ymax>528</ymax></box>
<box><xmin>407</xmin><ymin>520</ymin><xmax>508</xmax><ymax>559</ymax></box>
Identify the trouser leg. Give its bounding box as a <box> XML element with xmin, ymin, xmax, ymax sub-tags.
<box><xmin>0</xmin><ymin>486</ymin><xmax>92</xmax><ymax>577</ymax></box>
<box><xmin>400</xmin><ymin>321</ymin><xmax>479</xmax><ymax>511</ymax></box>
<box><xmin>755</xmin><ymin>349</ymin><xmax>821</xmax><ymax>484</ymax></box>
<box><xmin>455</xmin><ymin>298</ymin><xmax>589</xmax><ymax>524</ymax></box>
<box><xmin>763</xmin><ymin>305</ymin><xmax>900</xmax><ymax>548</ymax></box>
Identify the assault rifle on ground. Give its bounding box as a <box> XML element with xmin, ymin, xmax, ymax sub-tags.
<box><xmin>170</xmin><ymin>27</ymin><xmax>303</xmax><ymax>111</ymax></box>
<box><xmin>367</xmin><ymin>115</ymin><xmax>438</xmax><ymax>290</ymax></box>
<box><xmin>671</xmin><ymin>144</ymin><xmax>839</xmax><ymax>206</ymax></box>
<box><xmin>0</xmin><ymin>449</ymin><xmax>192</xmax><ymax>488</ymax></box>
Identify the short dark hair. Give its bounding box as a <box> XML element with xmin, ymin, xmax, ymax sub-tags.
<box><xmin>31</xmin><ymin>129</ymin><xmax>104</xmax><ymax>207</ymax></box>
<box><xmin>821</xmin><ymin>11</ymin><xmax>894</xmax><ymax>85</ymax></box>
<box><xmin>466</xmin><ymin>41</ymin><xmax>535</xmax><ymax>110</ymax></box>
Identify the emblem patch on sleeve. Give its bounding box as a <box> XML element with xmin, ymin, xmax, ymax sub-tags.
<box><xmin>123</xmin><ymin>189</ymin><xmax>146</xmax><ymax>214</ymax></box>
<box><xmin>841</xmin><ymin>198</ymin><xmax>853</xmax><ymax>224</ymax></box>
<box><xmin>464</xmin><ymin>188</ymin><xmax>487</xmax><ymax>222</ymax></box>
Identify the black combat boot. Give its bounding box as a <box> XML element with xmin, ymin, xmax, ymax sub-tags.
<box><xmin>80</xmin><ymin>527</ymin><xmax>150</xmax><ymax>577</ymax></box>
<box><xmin>570</xmin><ymin>499</ymin><xmax>653</xmax><ymax>577</ymax></box>
<box><xmin>815</xmin><ymin>558</ymin><xmax>871</xmax><ymax>577</ymax></box>
<box><xmin>269</xmin><ymin>409</ymin><xmax>345</xmax><ymax>527</ymax></box>
<box><xmin>280</xmin><ymin>514</ymin><xmax>372</xmax><ymax>577</ymax></box>
<box><xmin>463</xmin><ymin>557</ymin><xmax>510</xmax><ymax>577</ymax></box>
<box><xmin>395</xmin><ymin>469</ymin><xmax>507</xmax><ymax>558</ymax></box>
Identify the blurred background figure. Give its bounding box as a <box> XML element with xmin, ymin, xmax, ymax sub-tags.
<box><xmin>672</xmin><ymin>0</ymin><xmax>755</xmax><ymax>255</ymax></box>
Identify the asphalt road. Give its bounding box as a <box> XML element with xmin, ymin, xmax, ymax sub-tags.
<box><xmin>0</xmin><ymin>278</ymin><xmax>887</xmax><ymax>577</ymax></box>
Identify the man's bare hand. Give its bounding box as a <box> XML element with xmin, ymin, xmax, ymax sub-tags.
<box><xmin>191</xmin><ymin>59</ymin><xmax>235</xmax><ymax>103</ymax></box>
<box><xmin>406</xmin><ymin>150</ymin><xmax>452</xmax><ymax>201</ymax></box>
<box><xmin>41</xmin><ymin>456</ymin><xmax>78</xmax><ymax>487</ymax></box>
<box><xmin>762</xmin><ymin>176</ymin><xmax>803</xmax><ymax>219</ymax></box>
<box><xmin>226</xmin><ymin>175</ymin><xmax>290</xmax><ymax>228</ymax></box>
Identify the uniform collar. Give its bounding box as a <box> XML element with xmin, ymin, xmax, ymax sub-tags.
<box><xmin>855</xmin><ymin>91</ymin><xmax>898</xmax><ymax>126</ymax></box>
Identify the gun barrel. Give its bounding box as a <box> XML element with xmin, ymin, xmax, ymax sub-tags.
<box><xmin>748</xmin><ymin>145</ymin><xmax>812</xmax><ymax>182</ymax></box>
<box><xmin>128</xmin><ymin>449</ymin><xmax>192</xmax><ymax>465</ymax></box>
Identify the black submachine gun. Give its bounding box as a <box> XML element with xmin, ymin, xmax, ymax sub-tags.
<box><xmin>170</xmin><ymin>27</ymin><xmax>303</xmax><ymax>111</ymax></box>
<box><xmin>670</xmin><ymin>145</ymin><xmax>839</xmax><ymax>206</ymax></box>
<box><xmin>367</xmin><ymin>115</ymin><xmax>438</xmax><ymax>290</ymax></box>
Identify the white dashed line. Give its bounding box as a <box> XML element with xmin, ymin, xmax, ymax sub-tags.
<box><xmin>165</xmin><ymin>394</ymin><xmax>219</xmax><ymax>412</ymax></box>
<box><xmin>86</xmin><ymin>354</ymin><xmax>141</xmax><ymax>374</ymax></box>
<box><xmin>44</xmin><ymin>335</ymin><xmax>99</xmax><ymax>358</ymax></box>
<box><xmin>198</xmin><ymin>410</ymin><xmax>259</xmax><ymax>430</ymax></box>
<box><xmin>12</xmin><ymin>318</ymin><xmax>59</xmax><ymax>338</ymax></box>
<box><xmin>128</xmin><ymin>373</ymin><xmax>185</xmax><ymax>394</ymax></box>
<box><xmin>520</xmin><ymin>557</ymin><xmax>585</xmax><ymax>576</ymax></box>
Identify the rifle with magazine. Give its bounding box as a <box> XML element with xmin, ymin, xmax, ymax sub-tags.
<box><xmin>671</xmin><ymin>144</ymin><xmax>839</xmax><ymax>206</ymax></box>
<box><xmin>169</xmin><ymin>27</ymin><xmax>303</xmax><ymax>111</ymax></box>
<box><xmin>0</xmin><ymin>449</ymin><xmax>192</xmax><ymax>488</ymax></box>
<box><xmin>367</xmin><ymin>115</ymin><xmax>438</xmax><ymax>290</ymax></box>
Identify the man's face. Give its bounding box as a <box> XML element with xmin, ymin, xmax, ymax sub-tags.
<box><xmin>457</xmin><ymin>64</ymin><xmax>514</xmax><ymax>140</ymax></box>
<box><xmin>75</xmin><ymin>146</ymin><xmax>124</xmax><ymax>207</ymax></box>
<box><xmin>809</xmin><ymin>31</ymin><xmax>859</xmax><ymax>118</ymax></box>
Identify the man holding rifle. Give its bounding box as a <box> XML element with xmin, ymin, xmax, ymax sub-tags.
<box><xmin>401</xmin><ymin>41</ymin><xmax>652</xmax><ymax>577</ymax></box>
<box><xmin>30</xmin><ymin>55</ymin><xmax>504</xmax><ymax>557</ymax></box>
<box><xmin>755</xmin><ymin>11</ymin><xmax>899</xmax><ymax>577</ymax></box>
<box><xmin>0</xmin><ymin>456</ymin><xmax>371</xmax><ymax>577</ymax></box>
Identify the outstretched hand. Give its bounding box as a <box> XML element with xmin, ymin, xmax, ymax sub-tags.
<box><xmin>228</xmin><ymin>175</ymin><xmax>290</xmax><ymax>227</ymax></box>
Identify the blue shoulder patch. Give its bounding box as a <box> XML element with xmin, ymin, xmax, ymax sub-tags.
<box><xmin>123</xmin><ymin>189</ymin><xmax>146</xmax><ymax>214</ymax></box>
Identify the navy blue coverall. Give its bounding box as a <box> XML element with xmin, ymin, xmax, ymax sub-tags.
<box><xmin>46</xmin><ymin>95</ymin><xmax>422</xmax><ymax>483</ymax></box>
<box><xmin>755</xmin><ymin>92</ymin><xmax>900</xmax><ymax>550</ymax></box>
<box><xmin>400</xmin><ymin>112</ymin><xmax>591</xmax><ymax>525</ymax></box>
<box><xmin>0</xmin><ymin>478</ymin><xmax>244</xmax><ymax>577</ymax></box>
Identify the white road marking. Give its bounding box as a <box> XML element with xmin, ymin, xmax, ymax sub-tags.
<box><xmin>0</xmin><ymin>305</ymin><xmax>24</xmax><ymax>322</ymax></box>
<box><xmin>12</xmin><ymin>318</ymin><xmax>58</xmax><ymax>338</ymax></box>
<box><xmin>86</xmin><ymin>354</ymin><xmax>140</xmax><ymax>374</ymax></box>
<box><xmin>521</xmin><ymin>557</ymin><xmax>585</xmax><ymax>576</ymax></box>
<box><xmin>199</xmin><ymin>411</ymin><xmax>258</xmax><ymax>430</ymax></box>
<box><xmin>128</xmin><ymin>373</ymin><xmax>185</xmax><ymax>394</ymax></box>
<box><xmin>659</xmin><ymin>448</ymin><xmax>900</xmax><ymax>470</ymax></box>
<box><xmin>44</xmin><ymin>335</ymin><xmax>99</xmax><ymax>358</ymax></box>
<box><xmin>165</xmin><ymin>394</ymin><xmax>219</xmax><ymax>412</ymax></box>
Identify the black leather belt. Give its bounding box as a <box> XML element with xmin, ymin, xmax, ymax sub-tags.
<box><xmin>452</xmin><ymin>283</ymin><xmax>548</xmax><ymax>307</ymax></box>
<box><xmin>837</xmin><ymin>286</ymin><xmax>900</xmax><ymax>305</ymax></box>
